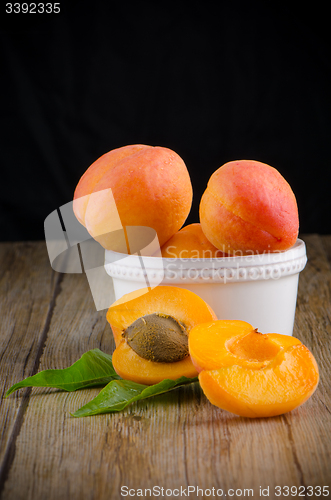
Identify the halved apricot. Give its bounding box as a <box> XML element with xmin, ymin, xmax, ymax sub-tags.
<box><xmin>107</xmin><ymin>286</ymin><xmax>217</xmax><ymax>385</ymax></box>
<box><xmin>189</xmin><ymin>321</ymin><xmax>319</xmax><ymax>418</ymax></box>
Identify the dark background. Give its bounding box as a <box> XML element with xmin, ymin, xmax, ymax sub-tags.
<box><xmin>1</xmin><ymin>2</ymin><xmax>330</xmax><ymax>241</ymax></box>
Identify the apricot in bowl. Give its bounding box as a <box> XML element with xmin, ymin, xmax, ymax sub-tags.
<box><xmin>106</xmin><ymin>285</ymin><xmax>217</xmax><ymax>385</ymax></box>
<box><xmin>189</xmin><ymin>320</ymin><xmax>319</xmax><ymax>418</ymax></box>
<box><xmin>199</xmin><ymin>160</ymin><xmax>299</xmax><ymax>255</ymax></box>
<box><xmin>73</xmin><ymin>144</ymin><xmax>193</xmax><ymax>250</ymax></box>
<box><xmin>160</xmin><ymin>223</ymin><xmax>227</xmax><ymax>259</ymax></box>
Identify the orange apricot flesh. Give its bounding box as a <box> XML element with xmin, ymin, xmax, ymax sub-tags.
<box><xmin>160</xmin><ymin>223</ymin><xmax>227</xmax><ymax>259</ymax></box>
<box><xmin>107</xmin><ymin>286</ymin><xmax>217</xmax><ymax>385</ymax></box>
<box><xmin>189</xmin><ymin>321</ymin><xmax>319</xmax><ymax>418</ymax></box>
<box><xmin>199</xmin><ymin>160</ymin><xmax>299</xmax><ymax>255</ymax></box>
<box><xmin>112</xmin><ymin>342</ymin><xmax>198</xmax><ymax>385</ymax></box>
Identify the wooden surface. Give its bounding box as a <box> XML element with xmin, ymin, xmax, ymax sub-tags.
<box><xmin>0</xmin><ymin>235</ymin><xmax>330</xmax><ymax>500</ymax></box>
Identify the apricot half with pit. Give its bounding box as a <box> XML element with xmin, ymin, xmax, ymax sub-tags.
<box><xmin>107</xmin><ymin>286</ymin><xmax>217</xmax><ymax>385</ymax></box>
<box><xmin>189</xmin><ymin>320</ymin><xmax>319</xmax><ymax>418</ymax></box>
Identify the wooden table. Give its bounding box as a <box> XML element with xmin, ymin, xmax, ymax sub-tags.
<box><xmin>0</xmin><ymin>235</ymin><xmax>330</xmax><ymax>500</ymax></box>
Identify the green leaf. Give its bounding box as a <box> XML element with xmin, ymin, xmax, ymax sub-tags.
<box><xmin>5</xmin><ymin>349</ymin><xmax>120</xmax><ymax>397</ymax></box>
<box><xmin>72</xmin><ymin>375</ymin><xmax>198</xmax><ymax>417</ymax></box>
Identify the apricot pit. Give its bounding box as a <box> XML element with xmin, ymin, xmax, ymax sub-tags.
<box><xmin>123</xmin><ymin>313</ymin><xmax>189</xmax><ymax>363</ymax></box>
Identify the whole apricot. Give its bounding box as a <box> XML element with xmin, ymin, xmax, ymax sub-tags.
<box><xmin>199</xmin><ymin>160</ymin><xmax>299</xmax><ymax>255</ymax></box>
<box><xmin>73</xmin><ymin>145</ymin><xmax>193</xmax><ymax>250</ymax></box>
<box><xmin>160</xmin><ymin>223</ymin><xmax>227</xmax><ymax>259</ymax></box>
<box><xmin>189</xmin><ymin>320</ymin><xmax>319</xmax><ymax>418</ymax></box>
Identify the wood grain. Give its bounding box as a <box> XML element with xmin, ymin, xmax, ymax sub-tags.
<box><xmin>0</xmin><ymin>237</ymin><xmax>330</xmax><ymax>500</ymax></box>
<box><xmin>0</xmin><ymin>242</ymin><xmax>62</xmax><ymax>485</ymax></box>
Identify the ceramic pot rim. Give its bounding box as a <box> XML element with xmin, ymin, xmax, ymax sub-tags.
<box><xmin>104</xmin><ymin>238</ymin><xmax>307</xmax><ymax>284</ymax></box>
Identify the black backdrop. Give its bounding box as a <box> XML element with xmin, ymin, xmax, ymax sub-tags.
<box><xmin>1</xmin><ymin>2</ymin><xmax>331</xmax><ymax>241</ymax></box>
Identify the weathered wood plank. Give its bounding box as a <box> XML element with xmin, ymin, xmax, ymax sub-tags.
<box><xmin>1</xmin><ymin>237</ymin><xmax>331</xmax><ymax>500</ymax></box>
<box><xmin>0</xmin><ymin>242</ymin><xmax>62</xmax><ymax>488</ymax></box>
<box><xmin>290</xmin><ymin>234</ymin><xmax>331</xmax><ymax>487</ymax></box>
<box><xmin>1</xmin><ymin>255</ymin><xmax>118</xmax><ymax>500</ymax></box>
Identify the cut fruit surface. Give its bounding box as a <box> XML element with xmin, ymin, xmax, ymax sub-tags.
<box><xmin>107</xmin><ymin>286</ymin><xmax>217</xmax><ymax>384</ymax></box>
<box><xmin>188</xmin><ymin>320</ymin><xmax>319</xmax><ymax>418</ymax></box>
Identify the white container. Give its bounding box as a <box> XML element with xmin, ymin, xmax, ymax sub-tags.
<box><xmin>105</xmin><ymin>239</ymin><xmax>307</xmax><ymax>336</ymax></box>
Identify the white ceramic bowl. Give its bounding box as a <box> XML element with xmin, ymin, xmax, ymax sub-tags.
<box><xmin>104</xmin><ymin>239</ymin><xmax>307</xmax><ymax>336</ymax></box>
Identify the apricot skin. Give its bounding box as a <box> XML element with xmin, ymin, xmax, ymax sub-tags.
<box><xmin>199</xmin><ymin>160</ymin><xmax>299</xmax><ymax>255</ymax></box>
<box><xmin>189</xmin><ymin>321</ymin><xmax>319</xmax><ymax>418</ymax></box>
<box><xmin>107</xmin><ymin>286</ymin><xmax>217</xmax><ymax>385</ymax></box>
<box><xmin>73</xmin><ymin>145</ymin><xmax>193</xmax><ymax>249</ymax></box>
<box><xmin>73</xmin><ymin>145</ymin><xmax>147</xmax><ymax>226</ymax></box>
<box><xmin>160</xmin><ymin>223</ymin><xmax>227</xmax><ymax>259</ymax></box>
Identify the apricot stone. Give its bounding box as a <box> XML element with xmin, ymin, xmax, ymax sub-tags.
<box><xmin>160</xmin><ymin>223</ymin><xmax>227</xmax><ymax>259</ymax></box>
<box><xmin>189</xmin><ymin>320</ymin><xmax>319</xmax><ymax>418</ymax></box>
<box><xmin>124</xmin><ymin>313</ymin><xmax>189</xmax><ymax>363</ymax></box>
<box><xmin>199</xmin><ymin>160</ymin><xmax>299</xmax><ymax>255</ymax></box>
<box><xmin>107</xmin><ymin>286</ymin><xmax>217</xmax><ymax>385</ymax></box>
<box><xmin>73</xmin><ymin>145</ymin><xmax>193</xmax><ymax>250</ymax></box>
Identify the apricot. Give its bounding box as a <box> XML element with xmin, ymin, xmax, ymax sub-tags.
<box><xmin>107</xmin><ymin>286</ymin><xmax>217</xmax><ymax>385</ymax></box>
<box><xmin>189</xmin><ymin>320</ymin><xmax>319</xmax><ymax>418</ymax></box>
<box><xmin>199</xmin><ymin>160</ymin><xmax>299</xmax><ymax>255</ymax></box>
<box><xmin>160</xmin><ymin>223</ymin><xmax>227</xmax><ymax>259</ymax></box>
<box><xmin>73</xmin><ymin>145</ymin><xmax>193</xmax><ymax>250</ymax></box>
